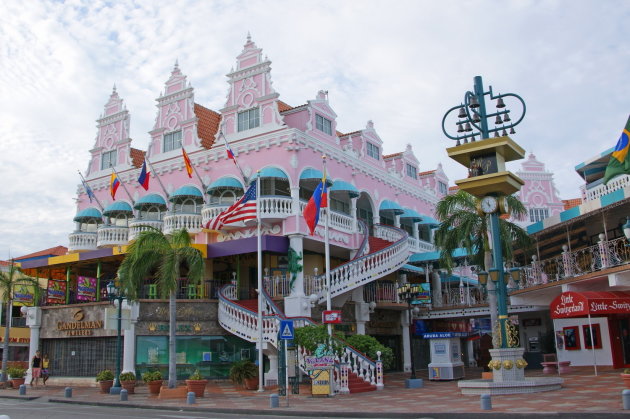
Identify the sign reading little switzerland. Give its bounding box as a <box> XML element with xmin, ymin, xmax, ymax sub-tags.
<box><xmin>550</xmin><ymin>291</ymin><xmax>630</xmax><ymax>318</ymax></box>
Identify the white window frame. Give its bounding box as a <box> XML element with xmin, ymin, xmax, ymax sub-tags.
<box><xmin>529</xmin><ymin>207</ymin><xmax>549</xmax><ymax>223</ymax></box>
<box><xmin>163</xmin><ymin>130</ymin><xmax>182</xmax><ymax>153</ymax></box>
<box><xmin>366</xmin><ymin>142</ymin><xmax>380</xmax><ymax>160</ymax></box>
<box><xmin>406</xmin><ymin>163</ymin><xmax>417</xmax><ymax>179</ymax></box>
<box><xmin>101</xmin><ymin>149</ymin><xmax>117</xmax><ymax>170</ymax></box>
<box><xmin>316</xmin><ymin>114</ymin><xmax>332</xmax><ymax>135</ymax></box>
<box><xmin>438</xmin><ymin>181</ymin><xmax>448</xmax><ymax>195</ymax></box>
<box><xmin>237</xmin><ymin>108</ymin><xmax>260</xmax><ymax>132</ymax></box>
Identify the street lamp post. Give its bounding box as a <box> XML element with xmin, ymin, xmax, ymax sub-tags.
<box><xmin>441</xmin><ymin>75</ymin><xmax>526</xmax><ymax>349</ymax></box>
<box><xmin>397</xmin><ymin>283</ymin><xmax>422</xmax><ymax>380</ymax></box>
<box><xmin>107</xmin><ymin>280</ymin><xmax>125</xmax><ymax>393</ymax></box>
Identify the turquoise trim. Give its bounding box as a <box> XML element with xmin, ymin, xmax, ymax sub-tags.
<box><xmin>134</xmin><ymin>194</ymin><xmax>167</xmax><ymax>209</ymax></box>
<box><xmin>207</xmin><ymin>177</ymin><xmax>243</xmax><ymax>193</ymax></box>
<box><xmin>417</xmin><ymin>215</ymin><xmax>440</xmax><ymax>227</ymax></box>
<box><xmin>400</xmin><ymin>208</ymin><xmax>423</xmax><ymax>222</ymax></box>
<box><xmin>527</xmin><ymin>221</ymin><xmax>544</xmax><ymax>235</ymax></box>
<box><xmin>329</xmin><ymin>180</ymin><xmax>359</xmax><ymax>198</ymax></box>
<box><xmin>379</xmin><ymin>199</ymin><xmax>404</xmax><ymax>215</ymax></box>
<box><xmin>259</xmin><ymin>167</ymin><xmax>288</xmax><ymax>179</ymax></box>
<box><xmin>409</xmin><ymin>248</ymin><xmax>468</xmax><ymax>263</ymax></box>
<box><xmin>601</xmin><ymin>188</ymin><xmax>624</xmax><ymax>207</ymax></box>
<box><xmin>300</xmin><ymin>168</ymin><xmax>324</xmax><ymax>181</ymax></box>
<box><xmin>103</xmin><ymin>201</ymin><xmax>133</xmax><ymax>215</ymax></box>
<box><xmin>401</xmin><ymin>264</ymin><xmax>425</xmax><ymax>274</ymax></box>
<box><xmin>559</xmin><ymin>206</ymin><xmax>581</xmax><ymax>222</ymax></box>
<box><xmin>170</xmin><ymin>186</ymin><xmax>203</xmax><ymax>202</ymax></box>
<box><xmin>73</xmin><ymin>207</ymin><xmax>102</xmax><ymax>222</ymax></box>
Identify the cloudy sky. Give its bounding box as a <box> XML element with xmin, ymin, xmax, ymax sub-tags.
<box><xmin>0</xmin><ymin>0</ymin><xmax>628</xmax><ymax>258</ymax></box>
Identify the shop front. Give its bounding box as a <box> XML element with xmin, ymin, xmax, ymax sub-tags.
<box><xmin>0</xmin><ymin>326</ymin><xmax>30</xmax><ymax>366</ymax></box>
<box><xmin>550</xmin><ymin>291</ymin><xmax>630</xmax><ymax>368</ymax></box>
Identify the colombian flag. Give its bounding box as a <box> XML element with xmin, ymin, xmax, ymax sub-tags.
<box><xmin>182</xmin><ymin>148</ymin><xmax>193</xmax><ymax>178</ymax></box>
<box><xmin>604</xmin><ymin>115</ymin><xmax>630</xmax><ymax>184</ymax></box>
<box><xmin>303</xmin><ymin>173</ymin><xmax>328</xmax><ymax>235</ymax></box>
<box><xmin>137</xmin><ymin>161</ymin><xmax>150</xmax><ymax>190</ymax></box>
<box><xmin>110</xmin><ymin>172</ymin><xmax>120</xmax><ymax>200</ymax></box>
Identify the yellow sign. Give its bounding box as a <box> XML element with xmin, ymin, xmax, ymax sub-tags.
<box><xmin>0</xmin><ymin>326</ymin><xmax>30</xmax><ymax>343</ymax></box>
<box><xmin>310</xmin><ymin>369</ymin><xmax>331</xmax><ymax>395</ymax></box>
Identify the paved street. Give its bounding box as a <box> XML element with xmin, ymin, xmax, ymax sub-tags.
<box><xmin>1</xmin><ymin>368</ymin><xmax>629</xmax><ymax>418</ymax></box>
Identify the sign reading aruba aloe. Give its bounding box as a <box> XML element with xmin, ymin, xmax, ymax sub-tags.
<box><xmin>46</xmin><ymin>279</ymin><xmax>67</xmax><ymax>304</ymax></box>
<box><xmin>76</xmin><ymin>276</ymin><xmax>97</xmax><ymax>301</ymax></box>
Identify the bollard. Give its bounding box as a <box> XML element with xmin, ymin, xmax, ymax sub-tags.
<box><xmin>187</xmin><ymin>391</ymin><xmax>196</xmax><ymax>404</ymax></box>
<box><xmin>480</xmin><ymin>394</ymin><xmax>492</xmax><ymax>410</ymax></box>
<box><xmin>120</xmin><ymin>388</ymin><xmax>128</xmax><ymax>401</ymax></box>
<box><xmin>19</xmin><ymin>384</ymin><xmax>26</xmax><ymax>395</ymax></box>
<box><xmin>623</xmin><ymin>389</ymin><xmax>630</xmax><ymax>410</ymax></box>
<box><xmin>270</xmin><ymin>393</ymin><xmax>279</xmax><ymax>408</ymax></box>
<box><xmin>64</xmin><ymin>387</ymin><xmax>72</xmax><ymax>398</ymax></box>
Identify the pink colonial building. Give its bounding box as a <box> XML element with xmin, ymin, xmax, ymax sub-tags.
<box><xmin>20</xmin><ymin>36</ymin><xmax>450</xmax><ymax>388</ymax></box>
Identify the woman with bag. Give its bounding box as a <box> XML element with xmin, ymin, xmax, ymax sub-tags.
<box><xmin>41</xmin><ymin>354</ymin><xmax>50</xmax><ymax>386</ymax></box>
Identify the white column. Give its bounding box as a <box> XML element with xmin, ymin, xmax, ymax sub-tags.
<box><xmin>394</xmin><ymin>215</ymin><xmax>400</xmax><ymax>228</ymax></box>
<box><xmin>122</xmin><ymin>301</ymin><xmax>140</xmax><ymax>372</ymax></box>
<box><xmin>290</xmin><ymin>186</ymin><xmax>300</xmax><ymax>215</ymax></box>
<box><xmin>413</xmin><ymin>223</ymin><xmax>419</xmax><ymax>241</ymax></box>
<box><xmin>350</xmin><ymin>198</ymin><xmax>358</xmax><ymax>233</ymax></box>
<box><xmin>353</xmin><ymin>287</ymin><xmax>369</xmax><ymax>335</ymax></box>
<box><xmin>24</xmin><ymin>307</ymin><xmax>42</xmax><ymax>384</ymax></box>
<box><xmin>284</xmin><ymin>234</ymin><xmax>310</xmax><ymax>317</ymax></box>
<box><xmin>431</xmin><ymin>271</ymin><xmax>442</xmax><ymax>307</ymax></box>
<box><xmin>265</xmin><ymin>352</ymin><xmax>279</xmax><ymax>386</ymax></box>
<box><xmin>401</xmin><ymin>311</ymin><xmax>411</xmax><ymax>372</ymax></box>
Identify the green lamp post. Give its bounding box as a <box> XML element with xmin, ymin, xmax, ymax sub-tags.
<box><xmin>107</xmin><ymin>280</ymin><xmax>126</xmax><ymax>393</ymax></box>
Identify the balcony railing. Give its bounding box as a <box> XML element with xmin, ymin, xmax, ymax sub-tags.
<box><xmin>432</xmin><ymin>287</ymin><xmax>487</xmax><ymax>308</ymax></box>
<box><xmin>129</xmin><ymin>220</ymin><xmax>163</xmax><ymax>241</ymax></box>
<box><xmin>363</xmin><ymin>281</ymin><xmax>398</xmax><ymax>303</ymax></box>
<box><xmin>408</xmin><ymin>236</ymin><xmax>435</xmax><ymax>253</ymax></box>
<box><xmin>298</xmin><ymin>201</ymin><xmax>355</xmax><ymax>234</ymax></box>
<box><xmin>520</xmin><ymin>235</ymin><xmax>630</xmax><ymax>288</ymax></box>
<box><xmin>96</xmin><ymin>225</ymin><xmax>129</xmax><ymax>247</ymax></box>
<box><xmin>163</xmin><ymin>213</ymin><xmax>202</xmax><ymax>235</ymax></box>
<box><xmin>581</xmin><ymin>174</ymin><xmax>630</xmax><ymax>202</ymax></box>
<box><xmin>259</xmin><ymin>196</ymin><xmax>293</xmax><ymax>219</ymax></box>
<box><xmin>68</xmin><ymin>231</ymin><xmax>98</xmax><ymax>252</ymax></box>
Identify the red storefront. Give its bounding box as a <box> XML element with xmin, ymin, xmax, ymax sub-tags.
<box><xmin>550</xmin><ymin>291</ymin><xmax>630</xmax><ymax>368</ymax></box>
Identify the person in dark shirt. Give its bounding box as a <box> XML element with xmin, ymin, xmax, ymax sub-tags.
<box><xmin>30</xmin><ymin>350</ymin><xmax>42</xmax><ymax>386</ymax></box>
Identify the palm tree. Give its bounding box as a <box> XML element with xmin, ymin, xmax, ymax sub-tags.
<box><xmin>0</xmin><ymin>260</ymin><xmax>41</xmax><ymax>383</ymax></box>
<box><xmin>433</xmin><ymin>190</ymin><xmax>532</xmax><ymax>332</ymax></box>
<box><xmin>117</xmin><ymin>228</ymin><xmax>204</xmax><ymax>388</ymax></box>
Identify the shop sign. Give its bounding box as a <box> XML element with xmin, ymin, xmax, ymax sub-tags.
<box><xmin>421</xmin><ymin>332</ymin><xmax>470</xmax><ymax>339</ymax></box>
<box><xmin>13</xmin><ymin>284</ymin><xmax>36</xmax><ymax>306</ymax></box>
<box><xmin>322</xmin><ymin>310</ymin><xmax>342</xmax><ymax>324</ymax></box>
<box><xmin>47</xmin><ymin>279</ymin><xmax>67</xmax><ymax>304</ymax></box>
<box><xmin>76</xmin><ymin>276</ymin><xmax>97</xmax><ymax>302</ymax></box>
<box><xmin>0</xmin><ymin>337</ymin><xmax>30</xmax><ymax>343</ymax></box>
<box><xmin>551</xmin><ymin>291</ymin><xmax>630</xmax><ymax>318</ymax></box>
<box><xmin>57</xmin><ymin>309</ymin><xmax>103</xmax><ymax>336</ymax></box>
<box><xmin>310</xmin><ymin>369</ymin><xmax>331</xmax><ymax>395</ymax></box>
<box><xmin>304</xmin><ymin>355</ymin><xmax>335</xmax><ymax>369</ymax></box>
<box><xmin>412</xmin><ymin>283</ymin><xmax>432</xmax><ymax>305</ymax></box>
<box><xmin>147</xmin><ymin>323</ymin><xmax>202</xmax><ymax>333</ymax></box>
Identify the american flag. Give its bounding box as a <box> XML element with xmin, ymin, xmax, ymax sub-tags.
<box><xmin>205</xmin><ymin>182</ymin><xmax>257</xmax><ymax>231</ymax></box>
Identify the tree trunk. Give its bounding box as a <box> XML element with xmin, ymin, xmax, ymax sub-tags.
<box><xmin>1</xmin><ymin>300</ymin><xmax>12</xmax><ymax>383</ymax></box>
<box><xmin>484</xmin><ymin>251</ymin><xmax>498</xmax><ymax>344</ymax></box>
<box><xmin>168</xmin><ymin>290</ymin><xmax>177</xmax><ymax>388</ymax></box>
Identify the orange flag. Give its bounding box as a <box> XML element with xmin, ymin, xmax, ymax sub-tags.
<box><xmin>182</xmin><ymin>148</ymin><xmax>193</xmax><ymax>178</ymax></box>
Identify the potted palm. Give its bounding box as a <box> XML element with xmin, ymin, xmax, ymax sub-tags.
<box><xmin>622</xmin><ymin>368</ymin><xmax>630</xmax><ymax>389</ymax></box>
<box><xmin>142</xmin><ymin>370</ymin><xmax>163</xmax><ymax>395</ymax></box>
<box><xmin>7</xmin><ymin>366</ymin><xmax>26</xmax><ymax>389</ymax></box>
<box><xmin>119</xmin><ymin>371</ymin><xmax>137</xmax><ymax>394</ymax></box>
<box><xmin>96</xmin><ymin>369</ymin><xmax>114</xmax><ymax>394</ymax></box>
<box><xmin>229</xmin><ymin>359</ymin><xmax>258</xmax><ymax>390</ymax></box>
<box><xmin>185</xmin><ymin>369</ymin><xmax>208</xmax><ymax>397</ymax></box>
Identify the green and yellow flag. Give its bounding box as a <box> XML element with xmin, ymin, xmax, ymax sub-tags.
<box><xmin>603</xmin><ymin>115</ymin><xmax>630</xmax><ymax>184</ymax></box>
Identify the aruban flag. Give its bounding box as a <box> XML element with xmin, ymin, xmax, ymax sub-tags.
<box><xmin>603</xmin><ymin>115</ymin><xmax>630</xmax><ymax>184</ymax></box>
<box><xmin>110</xmin><ymin>172</ymin><xmax>120</xmax><ymax>200</ymax></box>
<box><xmin>182</xmin><ymin>148</ymin><xmax>193</xmax><ymax>178</ymax></box>
<box><xmin>226</xmin><ymin>145</ymin><xmax>237</xmax><ymax>165</ymax></box>
<box><xmin>205</xmin><ymin>182</ymin><xmax>257</xmax><ymax>231</ymax></box>
<box><xmin>303</xmin><ymin>175</ymin><xmax>328</xmax><ymax>235</ymax></box>
<box><xmin>137</xmin><ymin>161</ymin><xmax>150</xmax><ymax>190</ymax></box>
<box><xmin>81</xmin><ymin>178</ymin><xmax>96</xmax><ymax>203</ymax></box>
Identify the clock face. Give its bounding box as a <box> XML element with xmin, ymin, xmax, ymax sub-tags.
<box><xmin>481</xmin><ymin>196</ymin><xmax>498</xmax><ymax>214</ymax></box>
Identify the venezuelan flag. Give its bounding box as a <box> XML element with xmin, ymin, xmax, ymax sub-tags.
<box><xmin>303</xmin><ymin>172</ymin><xmax>328</xmax><ymax>235</ymax></box>
<box><xmin>137</xmin><ymin>161</ymin><xmax>150</xmax><ymax>190</ymax></box>
<box><xmin>604</xmin><ymin>115</ymin><xmax>630</xmax><ymax>184</ymax></box>
<box><xmin>110</xmin><ymin>172</ymin><xmax>120</xmax><ymax>200</ymax></box>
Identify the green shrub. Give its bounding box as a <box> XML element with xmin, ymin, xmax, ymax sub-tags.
<box><xmin>188</xmin><ymin>369</ymin><xmax>204</xmax><ymax>380</ymax></box>
<box><xmin>293</xmin><ymin>324</ymin><xmax>344</xmax><ymax>356</ymax></box>
<box><xmin>7</xmin><ymin>366</ymin><xmax>26</xmax><ymax>379</ymax></box>
<box><xmin>345</xmin><ymin>334</ymin><xmax>394</xmax><ymax>370</ymax></box>
<box><xmin>95</xmin><ymin>369</ymin><xmax>114</xmax><ymax>382</ymax></box>
<box><xmin>119</xmin><ymin>371</ymin><xmax>136</xmax><ymax>382</ymax></box>
<box><xmin>229</xmin><ymin>360</ymin><xmax>257</xmax><ymax>385</ymax></box>
<box><xmin>142</xmin><ymin>370</ymin><xmax>163</xmax><ymax>383</ymax></box>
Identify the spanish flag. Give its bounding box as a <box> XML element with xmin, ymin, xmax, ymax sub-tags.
<box><xmin>182</xmin><ymin>148</ymin><xmax>193</xmax><ymax>178</ymax></box>
<box><xmin>110</xmin><ymin>172</ymin><xmax>120</xmax><ymax>200</ymax></box>
<box><xmin>604</xmin><ymin>115</ymin><xmax>630</xmax><ymax>184</ymax></box>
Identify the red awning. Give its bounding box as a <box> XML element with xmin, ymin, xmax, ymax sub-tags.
<box><xmin>550</xmin><ymin>291</ymin><xmax>630</xmax><ymax>319</ymax></box>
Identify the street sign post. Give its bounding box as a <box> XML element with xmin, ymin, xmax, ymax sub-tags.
<box><xmin>278</xmin><ymin>320</ymin><xmax>294</xmax><ymax>405</ymax></box>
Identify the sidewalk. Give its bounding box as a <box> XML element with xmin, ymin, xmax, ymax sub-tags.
<box><xmin>1</xmin><ymin>368</ymin><xmax>628</xmax><ymax>416</ymax></box>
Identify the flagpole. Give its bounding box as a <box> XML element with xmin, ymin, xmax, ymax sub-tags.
<box><xmin>144</xmin><ymin>147</ymin><xmax>172</xmax><ymax>211</ymax></box>
<box><xmin>219</xmin><ymin>131</ymin><xmax>248</xmax><ymax>183</ymax></box>
<box><xmin>323</xmin><ymin>155</ymin><xmax>332</xmax><ymax>337</ymax></box>
<box><xmin>111</xmin><ymin>167</ymin><xmax>135</xmax><ymax>205</ymax></box>
<box><xmin>184</xmin><ymin>147</ymin><xmax>208</xmax><ymax>204</ymax></box>
<box><xmin>256</xmin><ymin>172</ymin><xmax>264</xmax><ymax>392</ymax></box>
<box><xmin>77</xmin><ymin>170</ymin><xmax>104</xmax><ymax>211</ymax></box>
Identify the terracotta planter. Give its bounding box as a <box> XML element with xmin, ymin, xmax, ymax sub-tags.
<box><xmin>185</xmin><ymin>379</ymin><xmax>208</xmax><ymax>397</ymax></box>
<box><xmin>98</xmin><ymin>379</ymin><xmax>114</xmax><ymax>393</ymax></box>
<box><xmin>244</xmin><ymin>377</ymin><xmax>258</xmax><ymax>390</ymax></box>
<box><xmin>147</xmin><ymin>380</ymin><xmax>163</xmax><ymax>395</ymax></box>
<box><xmin>10</xmin><ymin>378</ymin><xmax>25</xmax><ymax>389</ymax></box>
<box><xmin>121</xmin><ymin>380</ymin><xmax>136</xmax><ymax>394</ymax></box>
<box><xmin>621</xmin><ymin>373</ymin><xmax>630</xmax><ymax>389</ymax></box>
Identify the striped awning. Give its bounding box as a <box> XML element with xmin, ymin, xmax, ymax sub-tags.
<box><xmin>73</xmin><ymin>207</ymin><xmax>102</xmax><ymax>222</ymax></box>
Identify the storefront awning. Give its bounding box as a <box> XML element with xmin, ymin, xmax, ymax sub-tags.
<box><xmin>550</xmin><ymin>291</ymin><xmax>630</xmax><ymax>318</ymax></box>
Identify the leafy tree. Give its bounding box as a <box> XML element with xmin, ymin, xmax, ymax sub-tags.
<box><xmin>117</xmin><ymin>228</ymin><xmax>203</xmax><ymax>388</ymax></box>
<box><xmin>433</xmin><ymin>190</ymin><xmax>532</xmax><ymax>331</ymax></box>
<box><xmin>345</xmin><ymin>334</ymin><xmax>394</xmax><ymax>370</ymax></box>
<box><xmin>0</xmin><ymin>261</ymin><xmax>41</xmax><ymax>383</ymax></box>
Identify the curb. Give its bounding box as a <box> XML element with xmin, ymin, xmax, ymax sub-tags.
<box><xmin>0</xmin><ymin>394</ymin><xmax>41</xmax><ymax>401</ymax></box>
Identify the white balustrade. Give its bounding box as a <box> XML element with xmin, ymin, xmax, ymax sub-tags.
<box><xmin>96</xmin><ymin>226</ymin><xmax>129</xmax><ymax>247</ymax></box>
<box><xmin>408</xmin><ymin>236</ymin><xmax>435</xmax><ymax>253</ymax></box>
<box><xmin>259</xmin><ymin>196</ymin><xmax>293</xmax><ymax>219</ymax></box>
<box><xmin>163</xmin><ymin>213</ymin><xmax>202</xmax><ymax>234</ymax></box>
<box><xmin>68</xmin><ymin>231</ymin><xmax>97</xmax><ymax>252</ymax></box>
<box><xmin>129</xmin><ymin>220</ymin><xmax>163</xmax><ymax>241</ymax></box>
<box><xmin>582</xmin><ymin>174</ymin><xmax>630</xmax><ymax>201</ymax></box>
<box><xmin>201</xmin><ymin>205</ymin><xmax>228</xmax><ymax>226</ymax></box>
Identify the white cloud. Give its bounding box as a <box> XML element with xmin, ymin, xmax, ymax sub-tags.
<box><xmin>0</xmin><ymin>0</ymin><xmax>628</xmax><ymax>257</ymax></box>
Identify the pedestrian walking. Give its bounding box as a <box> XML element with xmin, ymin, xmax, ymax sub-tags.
<box><xmin>41</xmin><ymin>354</ymin><xmax>50</xmax><ymax>386</ymax></box>
<box><xmin>30</xmin><ymin>350</ymin><xmax>42</xmax><ymax>387</ymax></box>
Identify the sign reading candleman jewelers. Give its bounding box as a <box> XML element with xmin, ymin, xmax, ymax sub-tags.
<box><xmin>56</xmin><ymin>309</ymin><xmax>103</xmax><ymax>336</ymax></box>
<box><xmin>550</xmin><ymin>291</ymin><xmax>630</xmax><ymax>319</ymax></box>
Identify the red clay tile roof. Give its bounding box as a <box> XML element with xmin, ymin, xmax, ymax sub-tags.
<box><xmin>0</xmin><ymin>260</ymin><xmax>10</xmax><ymax>267</ymax></box>
<box><xmin>419</xmin><ymin>170</ymin><xmax>436</xmax><ymax>176</ymax></box>
<box><xmin>562</xmin><ymin>198</ymin><xmax>582</xmax><ymax>210</ymax></box>
<box><xmin>195</xmin><ymin>103</ymin><xmax>221</xmax><ymax>149</ymax></box>
<box><xmin>130</xmin><ymin>148</ymin><xmax>145</xmax><ymax>168</ymax></box>
<box><xmin>277</xmin><ymin>101</ymin><xmax>293</xmax><ymax>112</ymax></box>
<box><xmin>339</xmin><ymin>130</ymin><xmax>362</xmax><ymax>137</ymax></box>
<box><xmin>14</xmin><ymin>246</ymin><xmax>68</xmax><ymax>261</ymax></box>
<box><xmin>383</xmin><ymin>152</ymin><xmax>402</xmax><ymax>160</ymax></box>
<box><xmin>448</xmin><ymin>185</ymin><xmax>460</xmax><ymax>191</ymax></box>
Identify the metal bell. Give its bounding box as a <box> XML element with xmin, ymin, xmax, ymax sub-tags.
<box><xmin>494</xmin><ymin>131</ymin><xmax>500</xmax><ymax>138</ymax></box>
<box><xmin>470</xmin><ymin>135</ymin><xmax>476</xmax><ymax>142</ymax></box>
<box><xmin>473</xmin><ymin>113</ymin><xmax>480</xmax><ymax>122</ymax></box>
<box><xmin>510</xmin><ymin>127</ymin><xmax>516</xmax><ymax>134</ymax></box>
<box><xmin>465</xmin><ymin>122</ymin><xmax>472</xmax><ymax>132</ymax></box>
<box><xmin>496</xmin><ymin>98</ymin><xmax>505</xmax><ymax>108</ymax></box>
<box><xmin>495</xmin><ymin>114</ymin><xmax>502</xmax><ymax>124</ymax></box>
<box><xmin>503</xmin><ymin>113</ymin><xmax>511</xmax><ymax>122</ymax></box>
<box><xmin>469</xmin><ymin>95</ymin><xmax>479</xmax><ymax>108</ymax></box>
<box><xmin>458</xmin><ymin>107</ymin><xmax>466</xmax><ymax>118</ymax></box>
<box><xmin>502</xmin><ymin>129</ymin><xmax>508</xmax><ymax>136</ymax></box>
<box><xmin>457</xmin><ymin>124</ymin><xmax>464</xmax><ymax>133</ymax></box>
